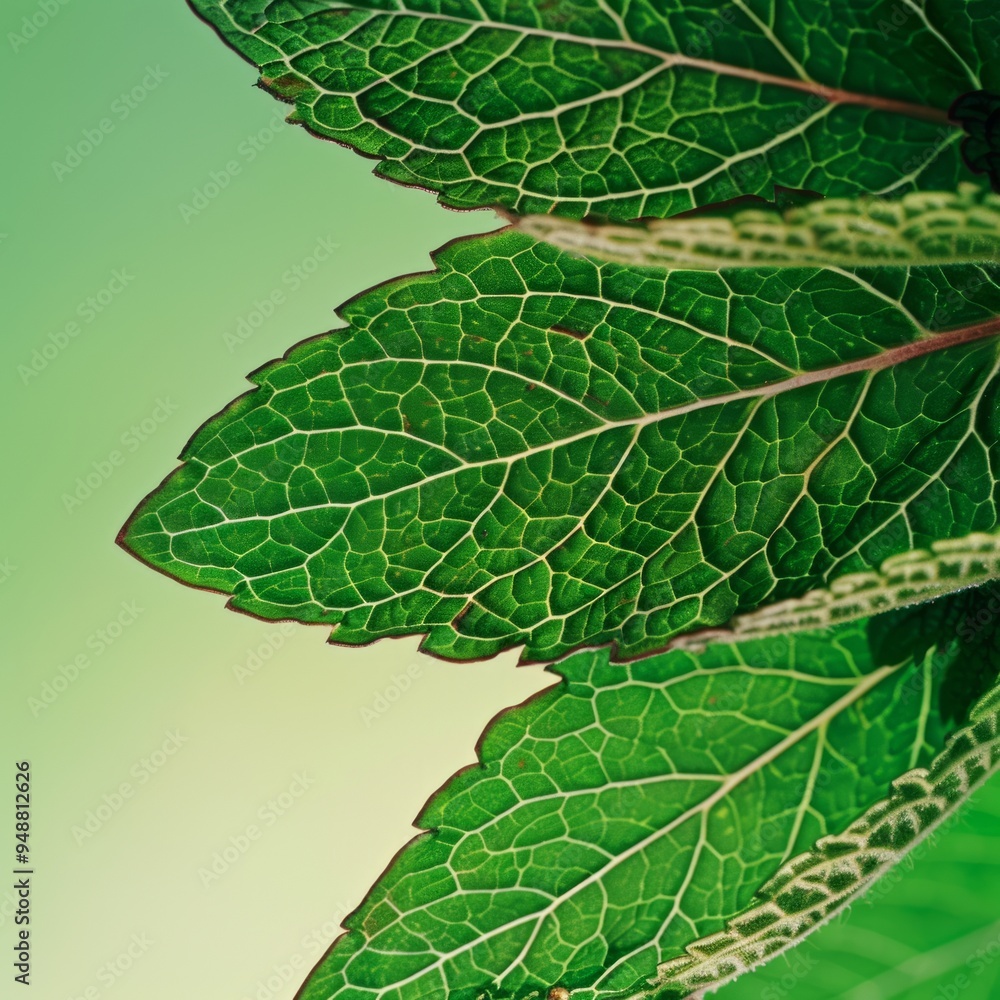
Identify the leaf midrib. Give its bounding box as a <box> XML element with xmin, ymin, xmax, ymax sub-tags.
<box><xmin>173</xmin><ymin>315</ymin><xmax>1000</xmax><ymax>538</ymax></box>
<box><xmin>349</xmin><ymin>661</ymin><xmax>900</xmax><ymax>999</ymax></box>
<box><xmin>654</xmin><ymin>698</ymin><xmax>1000</xmax><ymax>999</ymax></box>
<box><xmin>256</xmin><ymin>0</ymin><xmax>958</xmax><ymax>125</ymax></box>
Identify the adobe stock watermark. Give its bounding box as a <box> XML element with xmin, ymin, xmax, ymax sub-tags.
<box><xmin>27</xmin><ymin>600</ymin><xmax>144</xmax><ymax>716</ymax></box>
<box><xmin>223</xmin><ymin>236</ymin><xmax>340</xmax><ymax>351</ymax></box>
<box><xmin>232</xmin><ymin>622</ymin><xmax>296</xmax><ymax>684</ymax></box>
<box><xmin>683</xmin><ymin>5</ymin><xmax>737</xmax><ymax>59</ymax></box>
<box><xmin>717</xmin><ymin>88</ymin><xmax>837</xmax><ymax>199</ymax></box>
<box><xmin>876</xmin><ymin>2</ymin><xmax>923</xmax><ymax>39</ymax></box>
<box><xmin>0</xmin><ymin>557</ymin><xmax>16</xmax><ymax>587</ymax></box>
<box><xmin>0</xmin><ymin>888</ymin><xmax>20</xmax><ymax>929</ymax></box>
<box><xmin>66</xmin><ymin>933</ymin><xmax>154</xmax><ymax>1000</ymax></box>
<box><xmin>240</xmin><ymin>901</ymin><xmax>354</xmax><ymax>1000</ymax></box>
<box><xmin>957</xmin><ymin>579</ymin><xmax>1000</xmax><ymax>642</ymax></box>
<box><xmin>72</xmin><ymin>730</ymin><xmax>189</xmax><ymax>845</ymax></box>
<box><xmin>179</xmin><ymin>112</ymin><xmax>288</xmax><ymax>223</ymax></box>
<box><xmin>930</xmin><ymin>264</ymin><xmax>1000</xmax><ymax>329</ymax></box>
<box><xmin>8</xmin><ymin>0</ymin><xmax>72</xmax><ymax>53</ymax></box>
<box><xmin>198</xmin><ymin>772</ymin><xmax>317</xmax><ymax>887</ymax></box>
<box><xmin>930</xmin><ymin>924</ymin><xmax>1000</xmax><ymax>1000</ymax></box>
<box><xmin>711</xmin><ymin>89</ymin><xmax>958</xmax><ymax>208</ymax></box>
<box><xmin>748</xmin><ymin>751</ymin><xmax>854</xmax><ymax>856</ymax></box>
<box><xmin>359</xmin><ymin>662</ymin><xmax>424</xmax><ymax>727</ymax></box>
<box><xmin>758</xmin><ymin>941</ymin><xmax>823</xmax><ymax>1000</ymax></box>
<box><xmin>859</xmin><ymin>797</ymin><xmax>976</xmax><ymax>915</ymax></box>
<box><xmin>52</xmin><ymin>66</ymin><xmax>170</xmax><ymax>181</ymax></box>
<box><xmin>62</xmin><ymin>397</ymin><xmax>179</xmax><ymax>513</ymax></box>
<box><xmin>17</xmin><ymin>268</ymin><xmax>135</xmax><ymax>384</ymax></box>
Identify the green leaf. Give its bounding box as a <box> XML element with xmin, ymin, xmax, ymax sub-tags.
<box><xmin>120</xmin><ymin>212</ymin><xmax>1000</xmax><ymax>661</ymax></box>
<box><xmin>714</xmin><ymin>786</ymin><xmax>1000</xmax><ymax>1000</ymax></box>
<box><xmin>124</xmin><ymin>12</ymin><xmax>1000</xmax><ymax>994</ymax></box>
<box><xmin>655</xmin><ymin>657</ymin><xmax>1000</xmax><ymax>997</ymax></box>
<box><xmin>517</xmin><ymin>184</ymin><xmax>1000</xmax><ymax>270</ymax></box>
<box><xmin>286</xmin><ymin>596</ymin><xmax>1000</xmax><ymax>1000</ymax></box>
<box><xmin>190</xmin><ymin>0</ymin><xmax>999</xmax><ymax>219</ymax></box>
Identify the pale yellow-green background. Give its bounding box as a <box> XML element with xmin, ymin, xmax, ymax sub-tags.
<box><xmin>1</xmin><ymin>3</ymin><xmax>997</xmax><ymax>999</ymax></box>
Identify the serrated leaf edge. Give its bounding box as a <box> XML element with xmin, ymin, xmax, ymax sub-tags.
<box><xmin>516</xmin><ymin>185</ymin><xmax>1000</xmax><ymax>271</ymax></box>
<box><xmin>645</xmin><ymin>678</ymin><xmax>1000</xmax><ymax>999</ymax></box>
<box><xmin>669</xmin><ymin>530</ymin><xmax>1000</xmax><ymax>654</ymax></box>
<box><xmin>190</xmin><ymin>0</ymin><xmax>960</xmax><ymax>220</ymax></box>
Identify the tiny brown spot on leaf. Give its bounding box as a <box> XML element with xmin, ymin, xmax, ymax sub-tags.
<box><xmin>261</xmin><ymin>73</ymin><xmax>310</xmax><ymax>97</ymax></box>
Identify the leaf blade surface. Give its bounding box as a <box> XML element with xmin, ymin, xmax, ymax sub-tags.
<box><xmin>290</xmin><ymin>597</ymin><xmax>1000</xmax><ymax>1000</ymax></box>
<box><xmin>190</xmin><ymin>0</ymin><xmax>1000</xmax><ymax>218</ymax></box>
<box><xmin>121</xmin><ymin>216</ymin><xmax>1000</xmax><ymax>660</ymax></box>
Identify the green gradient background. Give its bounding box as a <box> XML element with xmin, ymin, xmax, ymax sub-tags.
<box><xmin>0</xmin><ymin>3</ymin><xmax>997</xmax><ymax>999</ymax></box>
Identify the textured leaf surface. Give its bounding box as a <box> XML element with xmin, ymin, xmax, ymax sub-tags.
<box><xmin>518</xmin><ymin>185</ymin><xmax>1000</xmax><ymax>270</ymax></box>
<box><xmin>668</xmin><ymin>531</ymin><xmax>1000</xmax><ymax>652</ymax></box>
<box><xmin>121</xmin><ymin>227</ymin><xmax>1000</xmax><ymax>660</ymax></box>
<box><xmin>190</xmin><ymin>0</ymin><xmax>999</xmax><ymax>219</ymax></box>
<box><xmin>715</xmin><ymin>785</ymin><xmax>1000</xmax><ymax>1000</ymax></box>
<box><xmin>655</xmin><ymin>651</ymin><xmax>1000</xmax><ymax>997</ymax></box>
<box><xmin>289</xmin><ymin>595</ymin><xmax>999</xmax><ymax>1000</ymax></box>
